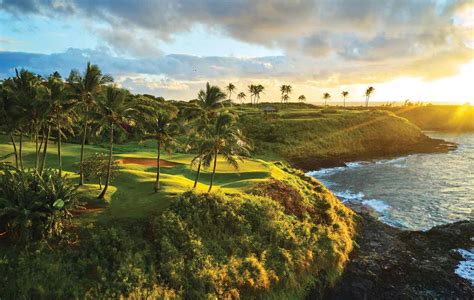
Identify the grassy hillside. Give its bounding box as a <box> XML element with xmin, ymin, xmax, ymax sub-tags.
<box><xmin>0</xmin><ymin>135</ymin><xmax>355</xmax><ymax>298</ymax></box>
<box><xmin>383</xmin><ymin>105</ymin><xmax>474</xmax><ymax>132</ymax></box>
<box><xmin>239</xmin><ymin>105</ymin><xmax>435</xmax><ymax>170</ymax></box>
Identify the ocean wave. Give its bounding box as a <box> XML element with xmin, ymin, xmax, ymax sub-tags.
<box><xmin>334</xmin><ymin>190</ymin><xmax>364</xmax><ymax>201</ymax></box>
<box><xmin>362</xmin><ymin>199</ymin><xmax>391</xmax><ymax>213</ymax></box>
<box><xmin>346</xmin><ymin>161</ymin><xmax>365</xmax><ymax>168</ymax></box>
<box><xmin>455</xmin><ymin>248</ymin><xmax>474</xmax><ymax>286</ymax></box>
<box><xmin>375</xmin><ymin>156</ymin><xmax>407</xmax><ymax>165</ymax></box>
<box><xmin>306</xmin><ymin>166</ymin><xmax>346</xmax><ymax>177</ymax></box>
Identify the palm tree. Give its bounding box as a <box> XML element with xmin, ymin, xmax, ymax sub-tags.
<box><xmin>285</xmin><ymin>85</ymin><xmax>292</xmax><ymax>102</ymax></box>
<box><xmin>323</xmin><ymin>93</ymin><xmax>331</xmax><ymax>106</ymax></box>
<box><xmin>95</xmin><ymin>86</ymin><xmax>135</xmax><ymax>199</ymax></box>
<box><xmin>7</xmin><ymin>69</ymin><xmax>44</xmax><ymax>170</ymax></box>
<box><xmin>196</xmin><ymin>82</ymin><xmax>227</xmax><ymax>118</ymax></box>
<box><xmin>237</xmin><ymin>92</ymin><xmax>246</xmax><ymax>104</ymax></box>
<box><xmin>254</xmin><ymin>84</ymin><xmax>264</xmax><ymax>104</ymax></box>
<box><xmin>44</xmin><ymin>73</ymin><xmax>77</xmax><ymax>176</ymax></box>
<box><xmin>147</xmin><ymin>106</ymin><xmax>179</xmax><ymax>192</ymax></box>
<box><xmin>341</xmin><ymin>91</ymin><xmax>349</xmax><ymax>107</ymax></box>
<box><xmin>248</xmin><ymin>85</ymin><xmax>256</xmax><ymax>104</ymax></box>
<box><xmin>298</xmin><ymin>95</ymin><xmax>306</xmax><ymax>102</ymax></box>
<box><xmin>201</xmin><ymin>113</ymin><xmax>250</xmax><ymax>192</ymax></box>
<box><xmin>365</xmin><ymin>87</ymin><xmax>375</xmax><ymax>107</ymax></box>
<box><xmin>0</xmin><ymin>77</ymin><xmax>24</xmax><ymax>168</ymax></box>
<box><xmin>68</xmin><ymin>62</ymin><xmax>113</xmax><ymax>185</ymax></box>
<box><xmin>225</xmin><ymin>83</ymin><xmax>236</xmax><ymax>101</ymax></box>
<box><xmin>280</xmin><ymin>85</ymin><xmax>286</xmax><ymax>103</ymax></box>
<box><xmin>183</xmin><ymin>83</ymin><xmax>226</xmax><ymax>187</ymax></box>
<box><xmin>280</xmin><ymin>85</ymin><xmax>292</xmax><ymax>103</ymax></box>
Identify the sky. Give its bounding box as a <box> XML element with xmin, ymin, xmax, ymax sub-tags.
<box><xmin>0</xmin><ymin>0</ymin><xmax>473</xmax><ymax>104</ymax></box>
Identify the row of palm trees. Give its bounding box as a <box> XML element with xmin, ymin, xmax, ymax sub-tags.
<box><xmin>224</xmin><ymin>82</ymin><xmax>375</xmax><ymax>107</ymax></box>
<box><xmin>0</xmin><ymin>64</ymin><xmax>250</xmax><ymax>198</ymax></box>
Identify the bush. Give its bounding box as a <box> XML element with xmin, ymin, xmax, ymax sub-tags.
<box><xmin>0</xmin><ymin>225</ymin><xmax>176</xmax><ymax>299</ymax></box>
<box><xmin>80</xmin><ymin>153</ymin><xmax>119</xmax><ymax>189</ymax></box>
<box><xmin>149</xmin><ymin>189</ymin><xmax>355</xmax><ymax>299</ymax></box>
<box><xmin>0</xmin><ymin>167</ymin><xmax>79</xmax><ymax>242</ymax></box>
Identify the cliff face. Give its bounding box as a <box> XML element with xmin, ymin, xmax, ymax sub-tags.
<box><xmin>242</xmin><ymin>109</ymin><xmax>455</xmax><ymax>171</ymax></box>
<box><xmin>385</xmin><ymin>105</ymin><xmax>474</xmax><ymax>132</ymax></box>
<box><xmin>320</xmin><ymin>203</ymin><xmax>474</xmax><ymax>299</ymax></box>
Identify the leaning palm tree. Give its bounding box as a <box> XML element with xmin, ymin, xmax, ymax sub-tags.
<box><xmin>298</xmin><ymin>95</ymin><xmax>306</xmax><ymax>102</ymax></box>
<box><xmin>68</xmin><ymin>62</ymin><xmax>113</xmax><ymax>185</ymax></box>
<box><xmin>365</xmin><ymin>87</ymin><xmax>375</xmax><ymax>107</ymax></box>
<box><xmin>341</xmin><ymin>91</ymin><xmax>349</xmax><ymax>107</ymax></box>
<box><xmin>237</xmin><ymin>92</ymin><xmax>246</xmax><ymax>104</ymax></box>
<box><xmin>225</xmin><ymin>83</ymin><xmax>236</xmax><ymax>101</ymax></box>
<box><xmin>201</xmin><ymin>113</ymin><xmax>250</xmax><ymax>192</ymax></box>
<box><xmin>95</xmin><ymin>86</ymin><xmax>135</xmax><ymax>199</ymax></box>
<box><xmin>323</xmin><ymin>93</ymin><xmax>331</xmax><ymax>106</ymax></box>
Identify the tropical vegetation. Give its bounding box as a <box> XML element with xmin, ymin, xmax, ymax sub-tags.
<box><xmin>2</xmin><ymin>62</ymin><xmax>417</xmax><ymax>299</ymax></box>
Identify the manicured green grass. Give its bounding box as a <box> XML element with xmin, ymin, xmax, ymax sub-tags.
<box><xmin>0</xmin><ymin>135</ymin><xmax>271</xmax><ymax>220</ymax></box>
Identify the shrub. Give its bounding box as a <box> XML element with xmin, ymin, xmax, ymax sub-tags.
<box><xmin>80</xmin><ymin>152</ymin><xmax>119</xmax><ymax>189</ymax></box>
<box><xmin>0</xmin><ymin>167</ymin><xmax>79</xmax><ymax>242</ymax></box>
<box><xmin>149</xmin><ymin>189</ymin><xmax>355</xmax><ymax>299</ymax></box>
<box><xmin>0</xmin><ymin>225</ymin><xmax>176</xmax><ymax>299</ymax></box>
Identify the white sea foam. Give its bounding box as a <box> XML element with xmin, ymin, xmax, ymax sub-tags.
<box><xmin>362</xmin><ymin>199</ymin><xmax>391</xmax><ymax>213</ymax></box>
<box><xmin>334</xmin><ymin>190</ymin><xmax>364</xmax><ymax>202</ymax></box>
<box><xmin>306</xmin><ymin>166</ymin><xmax>346</xmax><ymax>177</ymax></box>
<box><xmin>375</xmin><ymin>156</ymin><xmax>407</xmax><ymax>165</ymax></box>
<box><xmin>346</xmin><ymin>161</ymin><xmax>364</xmax><ymax>168</ymax></box>
<box><xmin>455</xmin><ymin>248</ymin><xmax>474</xmax><ymax>286</ymax></box>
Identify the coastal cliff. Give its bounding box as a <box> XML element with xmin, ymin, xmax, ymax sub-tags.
<box><xmin>242</xmin><ymin>108</ymin><xmax>456</xmax><ymax>170</ymax></box>
<box><xmin>321</xmin><ymin>203</ymin><xmax>473</xmax><ymax>299</ymax></box>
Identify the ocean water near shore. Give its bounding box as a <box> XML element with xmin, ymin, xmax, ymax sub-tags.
<box><xmin>307</xmin><ymin>132</ymin><xmax>474</xmax><ymax>285</ymax></box>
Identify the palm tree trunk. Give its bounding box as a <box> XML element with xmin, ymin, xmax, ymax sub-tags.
<box><xmin>207</xmin><ymin>149</ymin><xmax>218</xmax><ymax>193</ymax></box>
<box><xmin>34</xmin><ymin>128</ymin><xmax>39</xmax><ymax>171</ymax></box>
<box><xmin>98</xmin><ymin>123</ymin><xmax>113</xmax><ymax>199</ymax></box>
<box><xmin>79</xmin><ymin>116</ymin><xmax>88</xmax><ymax>185</ymax></box>
<box><xmin>9</xmin><ymin>133</ymin><xmax>18</xmax><ymax>168</ymax></box>
<box><xmin>343</xmin><ymin>96</ymin><xmax>346</xmax><ymax>107</ymax></box>
<box><xmin>57</xmin><ymin>122</ymin><xmax>62</xmax><ymax>177</ymax></box>
<box><xmin>39</xmin><ymin>126</ymin><xmax>51</xmax><ymax>175</ymax></box>
<box><xmin>193</xmin><ymin>159</ymin><xmax>202</xmax><ymax>189</ymax></box>
<box><xmin>19</xmin><ymin>131</ymin><xmax>24</xmax><ymax>170</ymax></box>
<box><xmin>154</xmin><ymin>138</ymin><xmax>161</xmax><ymax>193</ymax></box>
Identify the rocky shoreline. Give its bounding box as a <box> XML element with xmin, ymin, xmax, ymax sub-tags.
<box><xmin>320</xmin><ymin>203</ymin><xmax>473</xmax><ymax>299</ymax></box>
<box><xmin>300</xmin><ymin>136</ymin><xmax>472</xmax><ymax>299</ymax></box>
<box><xmin>291</xmin><ymin>136</ymin><xmax>457</xmax><ymax>171</ymax></box>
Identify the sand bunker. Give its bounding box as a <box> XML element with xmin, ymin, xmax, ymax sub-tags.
<box><xmin>118</xmin><ymin>157</ymin><xmax>177</xmax><ymax>167</ymax></box>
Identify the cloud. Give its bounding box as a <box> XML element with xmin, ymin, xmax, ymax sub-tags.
<box><xmin>1</xmin><ymin>0</ymin><xmax>473</xmax><ymax>97</ymax></box>
<box><xmin>3</xmin><ymin>0</ymin><xmax>472</xmax><ymax>59</ymax></box>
